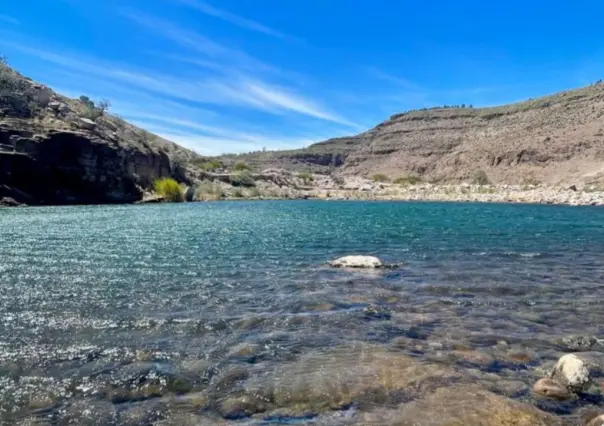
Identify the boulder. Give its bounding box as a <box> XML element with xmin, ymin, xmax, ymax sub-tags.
<box><xmin>328</xmin><ymin>255</ymin><xmax>383</xmax><ymax>268</ymax></box>
<box><xmin>0</xmin><ymin>197</ymin><xmax>23</xmax><ymax>207</ymax></box>
<box><xmin>550</xmin><ymin>352</ymin><xmax>604</xmax><ymax>393</ymax></box>
<box><xmin>77</xmin><ymin>117</ymin><xmax>97</xmax><ymax>130</ymax></box>
<box><xmin>48</xmin><ymin>101</ymin><xmax>70</xmax><ymax>114</ymax></box>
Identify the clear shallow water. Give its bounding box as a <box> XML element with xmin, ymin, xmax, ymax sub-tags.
<box><xmin>1</xmin><ymin>201</ymin><xmax>604</xmax><ymax>425</ymax></box>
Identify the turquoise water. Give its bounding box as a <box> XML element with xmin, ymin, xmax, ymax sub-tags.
<box><xmin>1</xmin><ymin>201</ymin><xmax>604</xmax><ymax>424</ymax></box>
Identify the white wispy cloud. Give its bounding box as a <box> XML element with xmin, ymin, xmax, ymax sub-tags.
<box><xmin>1</xmin><ymin>38</ymin><xmax>352</xmax><ymax>125</ymax></box>
<box><xmin>366</xmin><ymin>67</ymin><xmax>424</xmax><ymax>92</ymax></box>
<box><xmin>171</xmin><ymin>0</ymin><xmax>297</xmax><ymax>42</ymax></box>
<box><xmin>0</xmin><ymin>15</ymin><xmax>20</xmax><ymax>25</ymax></box>
<box><xmin>122</xmin><ymin>11</ymin><xmax>278</xmax><ymax>74</ymax></box>
<box><xmin>245</xmin><ymin>82</ymin><xmax>359</xmax><ymax>128</ymax></box>
<box><xmin>119</xmin><ymin>13</ymin><xmax>355</xmax><ymax>126</ymax></box>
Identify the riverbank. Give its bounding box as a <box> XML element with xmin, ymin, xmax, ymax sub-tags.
<box><xmin>312</xmin><ymin>184</ymin><xmax>604</xmax><ymax>206</ymax></box>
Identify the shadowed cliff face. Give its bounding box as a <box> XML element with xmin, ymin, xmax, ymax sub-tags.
<box><xmin>225</xmin><ymin>82</ymin><xmax>604</xmax><ymax>186</ymax></box>
<box><xmin>0</xmin><ymin>63</ymin><xmax>199</xmax><ymax>205</ymax></box>
<box><xmin>0</xmin><ymin>128</ymin><xmax>189</xmax><ymax>204</ymax></box>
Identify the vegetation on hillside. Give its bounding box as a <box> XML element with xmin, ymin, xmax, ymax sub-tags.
<box><xmin>472</xmin><ymin>170</ymin><xmax>491</xmax><ymax>186</ymax></box>
<box><xmin>230</xmin><ymin>170</ymin><xmax>255</xmax><ymax>187</ymax></box>
<box><xmin>194</xmin><ymin>181</ymin><xmax>224</xmax><ymax>201</ymax></box>
<box><xmin>297</xmin><ymin>172</ymin><xmax>314</xmax><ymax>184</ymax></box>
<box><xmin>0</xmin><ymin>57</ymin><xmax>43</xmax><ymax>118</ymax></box>
<box><xmin>198</xmin><ymin>159</ymin><xmax>223</xmax><ymax>172</ymax></box>
<box><xmin>154</xmin><ymin>178</ymin><xmax>185</xmax><ymax>202</ymax></box>
<box><xmin>233</xmin><ymin>161</ymin><xmax>250</xmax><ymax>171</ymax></box>
<box><xmin>78</xmin><ymin>95</ymin><xmax>111</xmax><ymax>121</ymax></box>
<box><xmin>394</xmin><ymin>176</ymin><xmax>422</xmax><ymax>185</ymax></box>
<box><xmin>372</xmin><ymin>174</ymin><xmax>390</xmax><ymax>183</ymax></box>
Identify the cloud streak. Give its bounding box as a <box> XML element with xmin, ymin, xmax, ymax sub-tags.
<box><xmin>1</xmin><ymin>38</ymin><xmax>353</xmax><ymax>126</ymax></box>
<box><xmin>171</xmin><ymin>0</ymin><xmax>297</xmax><ymax>42</ymax></box>
<box><xmin>0</xmin><ymin>15</ymin><xmax>20</xmax><ymax>25</ymax></box>
<box><xmin>366</xmin><ymin>67</ymin><xmax>423</xmax><ymax>92</ymax></box>
<box><xmin>122</xmin><ymin>11</ymin><xmax>277</xmax><ymax>74</ymax></box>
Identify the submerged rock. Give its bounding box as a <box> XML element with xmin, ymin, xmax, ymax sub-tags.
<box><xmin>362</xmin><ymin>304</ymin><xmax>391</xmax><ymax>320</ymax></box>
<box><xmin>557</xmin><ymin>335</ymin><xmax>601</xmax><ymax>352</ymax></box>
<box><xmin>328</xmin><ymin>255</ymin><xmax>383</xmax><ymax>268</ymax></box>
<box><xmin>532</xmin><ymin>378</ymin><xmax>572</xmax><ymax>400</ymax></box>
<box><xmin>234</xmin><ymin>343</ymin><xmax>459</xmax><ymax>419</ymax></box>
<box><xmin>359</xmin><ymin>385</ymin><xmax>563</xmax><ymax>425</ymax></box>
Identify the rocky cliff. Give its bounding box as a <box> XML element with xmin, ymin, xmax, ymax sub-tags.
<box><xmin>225</xmin><ymin>82</ymin><xmax>604</xmax><ymax>186</ymax></box>
<box><xmin>0</xmin><ymin>62</ymin><xmax>200</xmax><ymax>205</ymax></box>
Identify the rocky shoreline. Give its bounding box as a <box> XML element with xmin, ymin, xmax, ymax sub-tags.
<box><xmin>315</xmin><ymin>184</ymin><xmax>604</xmax><ymax>206</ymax></box>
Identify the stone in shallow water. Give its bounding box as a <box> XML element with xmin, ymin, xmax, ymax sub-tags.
<box><xmin>328</xmin><ymin>255</ymin><xmax>383</xmax><ymax>268</ymax></box>
<box><xmin>532</xmin><ymin>378</ymin><xmax>572</xmax><ymax>401</ymax></box>
<box><xmin>217</xmin><ymin>395</ymin><xmax>268</xmax><ymax>419</ymax></box>
<box><xmin>586</xmin><ymin>414</ymin><xmax>604</xmax><ymax>426</ymax></box>
<box><xmin>362</xmin><ymin>304</ymin><xmax>392</xmax><ymax>320</ymax></box>
<box><xmin>59</xmin><ymin>399</ymin><xmax>118</xmax><ymax>426</ymax></box>
<box><xmin>556</xmin><ymin>336</ymin><xmax>601</xmax><ymax>352</ymax></box>
<box><xmin>550</xmin><ymin>352</ymin><xmax>604</xmax><ymax>393</ymax></box>
<box><xmin>359</xmin><ymin>385</ymin><xmax>563</xmax><ymax>426</ymax></box>
<box><xmin>227</xmin><ymin>343</ymin><xmax>262</xmax><ymax>360</ymax></box>
<box><xmin>235</xmin><ymin>343</ymin><xmax>459</xmax><ymax>419</ymax></box>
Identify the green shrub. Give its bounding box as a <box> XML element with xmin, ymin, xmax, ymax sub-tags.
<box><xmin>472</xmin><ymin>170</ymin><xmax>491</xmax><ymax>186</ymax></box>
<box><xmin>476</xmin><ymin>186</ymin><xmax>496</xmax><ymax>194</ymax></box>
<box><xmin>232</xmin><ymin>188</ymin><xmax>244</xmax><ymax>198</ymax></box>
<box><xmin>78</xmin><ymin>96</ymin><xmax>109</xmax><ymax>121</ymax></box>
<box><xmin>194</xmin><ymin>181</ymin><xmax>224</xmax><ymax>200</ymax></box>
<box><xmin>233</xmin><ymin>161</ymin><xmax>250</xmax><ymax>171</ymax></box>
<box><xmin>0</xmin><ymin>63</ymin><xmax>39</xmax><ymax>117</ymax></box>
<box><xmin>247</xmin><ymin>187</ymin><xmax>261</xmax><ymax>198</ymax></box>
<box><xmin>297</xmin><ymin>172</ymin><xmax>314</xmax><ymax>183</ymax></box>
<box><xmin>394</xmin><ymin>175</ymin><xmax>422</xmax><ymax>185</ymax></box>
<box><xmin>199</xmin><ymin>160</ymin><xmax>222</xmax><ymax>171</ymax></box>
<box><xmin>230</xmin><ymin>170</ymin><xmax>255</xmax><ymax>187</ymax></box>
<box><xmin>372</xmin><ymin>174</ymin><xmax>390</xmax><ymax>183</ymax></box>
<box><xmin>521</xmin><ymin>174</ymin><xmax>541</xmax><ymax>187</ymax></box>
<box><xmin>153</xmin><ymin>178</ymin><xmax>185</xmax><ymax>202</ymax></box>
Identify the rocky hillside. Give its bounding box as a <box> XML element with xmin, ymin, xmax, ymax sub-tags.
<box><xmin>224</xmin><ymin>82</ymin><xmax>604</xmax><ymax>186</ymax></box>
<box><xmin>0</xmin><ymin>61</ymin><xmax>201</xmax><ymax>205</ymax></box>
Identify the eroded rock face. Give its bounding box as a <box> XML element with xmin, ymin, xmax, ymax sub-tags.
<box><xmin>328</xmin><ymin>255</ymin><xmax>383</xmax><ymax>268</ymax></box>
<box><xmin>228</xmin><ymin>82</ymin><xmax>604</xmax><ymax>186</ymax></box>
<box><xmin>0</xmin><ymin>62</ymin><xmax>199</xmax><ymax>205</ymax></box>
<box><xmin>0</xmin><ymin>127</ymin><xmax>191</xmax><ymax>204</ymax></box>
<box><xmin>359</xmin><ymin>385</ymin><xmax>563</xmax><ymax>426</ymax></box>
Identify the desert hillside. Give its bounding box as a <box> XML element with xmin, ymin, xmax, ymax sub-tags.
<box><xmin>222</xmin><ymin>81</ymin><xmax>604</xmax><ymax>186</ymax></box>
<box><xmin>0</xmin><ymin>61</ymin><xmax>201</xmax><ymax>205</ymax></box>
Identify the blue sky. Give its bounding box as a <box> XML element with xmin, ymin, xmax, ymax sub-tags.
<box><xmin>1</xmin><ymin>1</ymin><xmax>604</xmax><ymax>155</ymax></box>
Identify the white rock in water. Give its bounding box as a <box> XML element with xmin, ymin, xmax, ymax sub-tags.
<box><xmin>329</xmin><ymin>255</ymin><xmax>383</xmax><ymax>268</ymax></box>
<box><xmin>586</xmin><ymin>414</ymin><xmax>604</xmax><ymax>426</ymax></box>
<box><xmin>551</xmin><ymin>353</ymin><xmax>590</xmax><ymax>392</ymax></box>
